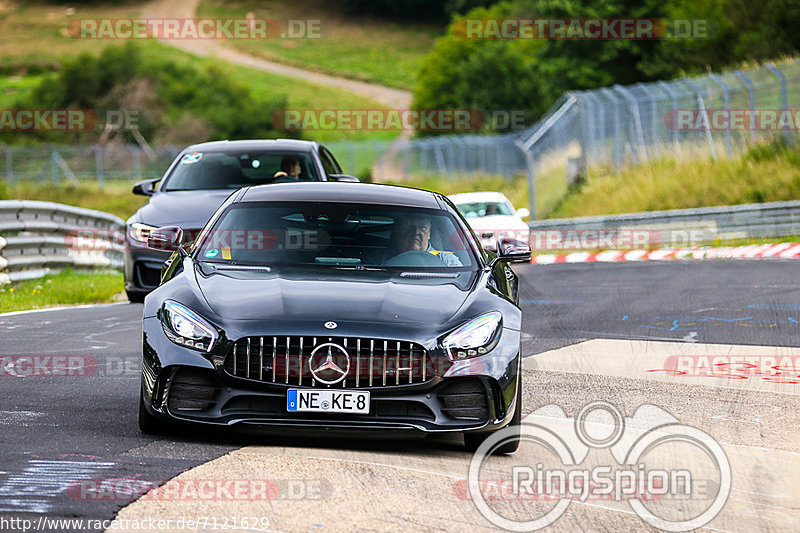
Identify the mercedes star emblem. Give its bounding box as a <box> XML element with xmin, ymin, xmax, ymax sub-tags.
<box><xmin>309</xmin><ymin>342</ymin><xmax>350</xmax><ymax>385</ymax></box>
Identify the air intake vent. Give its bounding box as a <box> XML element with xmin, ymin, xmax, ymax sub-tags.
<box><xmin>167</xmin><ymin>368</ymin><xmax>220</xmax><ymax>412</ymax></box>
<box><xmin>438</xmin><ymin>379</ymin><xmax>489</xmax><ymax>421</ymax></box>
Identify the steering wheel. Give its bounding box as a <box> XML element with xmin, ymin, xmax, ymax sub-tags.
<box><xmin>385</xmin><ymin>250</ymin><xmax>444</xmax><ymax>267</ymax></box>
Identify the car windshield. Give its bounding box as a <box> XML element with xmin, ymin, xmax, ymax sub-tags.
<box><xmin>162</xmin><ymin>151</ymin><xmax>320</xmax><ymax>190</ymax></box>
<box><xmin>455</xmin><ymin>201</ymin><xmax>514</xmax><ymax>218</ymax></box>
<box><xmin>195</xmin><ymin>201</ymin><xmax>477</xmax><ymax>270</ymax></box>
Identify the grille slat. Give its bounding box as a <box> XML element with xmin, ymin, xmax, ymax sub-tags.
<box><xmin>246</xmin><ymin>337</ymin><xmax>251</xmax><ymax>379</ymax></box>
<box><xmin>225</xmin><ymin>336</ymin><xmax>431</xmax><ymax>389</ymax></box>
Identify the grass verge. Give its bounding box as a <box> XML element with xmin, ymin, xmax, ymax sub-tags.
<box><xmin>2</xmin><ymin>182</ymin><xmax>147</xmax><ymax>220</ymax></box>
<box><xmin>550</xmin><ymin>138</ymin><xmax>800</xmax><ymax>218</ymax></box>
<box><xmin>198</xmin><ymin>0</ymin><xmax>441</xmax><ymax>91</ymax></box>
<box><xmin>0</xmin><ymin>268</ymin><xmax>124</xmax><ymax>313</ymax></box>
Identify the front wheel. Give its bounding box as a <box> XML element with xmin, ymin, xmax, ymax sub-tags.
<box><xmin>464</xmin><ymin>385</ymin><xmax>522</xmax><ymax>454</ymax></box>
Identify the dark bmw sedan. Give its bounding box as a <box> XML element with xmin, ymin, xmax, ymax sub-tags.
<box><xmin>139</xmin><ymin>182</ymin><xmax>531</xmax><ymax>452</ymax></box>
<box><xmin>124</xmin><ymin>139</ymin><xmax>355</xmax><ymax>302</ymax></box>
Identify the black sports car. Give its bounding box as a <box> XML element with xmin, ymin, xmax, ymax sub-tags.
<box><xmin>139</xmin><ymin>182</ymin><xmax>531</xmax><ymax>452</ymax></box>
<box><xmin>124</xmin><ymin>139</ymin><xmax>356</xmax><ymax>302</ymax></box>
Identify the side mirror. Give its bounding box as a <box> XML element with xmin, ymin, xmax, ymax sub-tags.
<box><xmin>147</xmin><ymin>226</ymin><xmax>185</xmax><ymax>255</ymax></box>
<box><xmin>132</xmin><ymin>178</ymin><xmax>160</xmax><ymax>196</ymax></box>
<box><xmin>515</xmin><ymin>207</ymin><xmax>530</xmax><ymax>219</ymax></box>
<box><xmin>497</xmin><ymin>237</ymin><xmax>532</xmax><ymax>263</ymax></box>
<box><xmin>328</xmin><ymin>174</ymin><xmax>360</xmax><ymax>183</ymax></box>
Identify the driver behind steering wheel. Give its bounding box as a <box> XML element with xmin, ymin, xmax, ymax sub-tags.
<box><xmin>388</xmin><ymin>215</ymin><xmax>462</xmax><ymax>266</ymax></box>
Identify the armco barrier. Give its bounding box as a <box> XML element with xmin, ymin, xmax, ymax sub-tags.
<box><xmin>0</xmin><ymin>200</ymin><xmax>125</xmax><ymax>284</ymax></box>
<box><xmin>528</xmin><ymin>200</ymin><xmax>800</xmax><ymax>247</ymax></box>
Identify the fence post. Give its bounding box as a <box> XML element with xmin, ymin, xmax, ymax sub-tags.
<box><xmin>132</xmin><ymin>145</ymin><xmax>142</xmax><ymax>181</ymax></box>
<box><xmin>600</xmin><ymin>89</ymin><xmax>623</xmax><ymax>172</ymax></box>
<box><xmin>615</xmin><ymin>85</ymin><xmax>648</xmax><ymax>163</ymax></box>
<box><xmin>683</xmin><ymin>78</ymin><xmax>717</xmax><ymax>159</ymax></box>
<box><xmin>3</xmin><ymin>145</ymin><xmax>12</xmax><ymax>185</ymax></box>
<box><xmin>50</xmin><ymin>146</ymin><xmax>59</xmax><ymax>185</ymax></box>
<box><xmin>94</xmin><ymin>145</ymin><xmax>105</xmax><ymax>189</ymax></box>
<box><xmin>657</xmin><ymin>81</ymin><xmax>681</xmax><ymax>156</ymax></box>
<box><xmin>371</xmin><ymin>141</ymin><xmax>384</xmax><ymax>180</ymax></box>
<box><xmin>765</xmin><ymin>64</ymin><xmax>790</xmax><ymax>141</ymax></box>
<box><xmin>734</xmin><ymin>70</ymin><xmax>756</xmax><ymax>142</ymax></box>
<box><xmin>434</xmin><ymin>140</ymin><xmax>448</xmax><ymax>177</ymax></box>
<box><xmin>709</xmin><ymin>73</ymin><xmax>732</xmax><ymax>155</ymax></box>
<box><xmin>514</xmin><ymin>140</ymin><xmax>535</xmax><ymax>220</ymax></box>
<box><xmin>401</xmin><ymin>142</ymin><xmax>409</xmax><ymax>179</ymax></box>
<box><xmin>576</xmin><ymin>92</ymin><xmax>589</xmax><ymax>177</ymax></box>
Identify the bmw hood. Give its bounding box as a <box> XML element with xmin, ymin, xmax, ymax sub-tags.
<box><xmin>194</xmin><ymin>265</ymin><xmax>475</xmax><ymax>326</ymax></box>
<box><xmin>132</xmin><ymin>190</ymin><xmax>234</xmax><ymax>228</ymax></box>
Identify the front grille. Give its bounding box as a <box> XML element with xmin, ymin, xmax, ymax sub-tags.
<box><xmin>438</xmin><ymin>379</ymin><xmax>489</xmax><ymax>421</ymax></box>
<box><xmin>224</xmin><ymin>336</ymin><xmax>438</xmax><ymax>388</ymax></box>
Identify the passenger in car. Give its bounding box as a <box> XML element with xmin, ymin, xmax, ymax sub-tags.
<box><xmin>273</xmin><ymin>156</ymin><xmax>302</xmax><ymax>181</ymax></box>
<box><xmin>388</xmin><ymin>215</ymin><xmax>462</xmax><ymax>266</ymax></box>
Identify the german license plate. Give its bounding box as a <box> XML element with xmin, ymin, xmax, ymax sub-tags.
<box><xmin>287</xmin><ymin>389</ymin><xmax>370</xmax><ymax>414</ymax></box>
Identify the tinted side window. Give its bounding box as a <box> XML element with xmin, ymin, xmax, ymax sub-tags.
<box><xmin>319</xmin><ymin>146</ymin><xmax>342</xmax><ymax>176</ymax></box>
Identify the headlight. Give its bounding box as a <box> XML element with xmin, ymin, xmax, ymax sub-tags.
<box><xmin>442</xmin><ymin>311</ymin><xmax>502</xmax><ymax>360</ymax></box>
<box><xmin>161</xmin><ymin>300</ymin><xmax>219</xmax><ymax>352</ymax></box>
<box><xmin>129</xmin><ymin>223</ymin><xmax>158</xmax><ymax>243</ymax></box>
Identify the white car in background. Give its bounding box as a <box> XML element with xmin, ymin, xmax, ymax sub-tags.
<box><xmin>448</xmin><ymin>192</ymin><xmax>530</xmax><ymax>252</ymax></box>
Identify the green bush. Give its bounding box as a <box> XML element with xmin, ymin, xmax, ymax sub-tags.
<box><xmin>412</xmin><ymin>3</ymin><xmax>543</xmax><ymax>135</ymax></box>
<box><xmin>11</xmin><ymin>43</ymin><xmax>292</xmax><ymax>144</ymax></box>
<box><xmin>335</xmin><ymin>0</ymin><xmax>498</xmax><ymax>19</ymax></box>
<box><xmin>414</xmin><ymin>0</ymin><xmax>800</xmax><ymax>134</ymax></box>
<box><xmin>0</xmin><ymin>179</ymin><xmax>7</xmax><ymax>200</ymax></box>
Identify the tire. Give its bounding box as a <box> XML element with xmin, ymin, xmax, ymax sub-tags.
<box><xmin>138</xmin><ymin>390</ymin><xmax>170</xmax><ymax>435</ymax></box>
<box><xmin>464</xmin><ymin>384</ymin><xmax>522</xmax><ymax>454</ymax></box>
<box><xmin>126</xmin><ymin>290</ymin><xmax>146</xmax><ymax>303</ymax></box>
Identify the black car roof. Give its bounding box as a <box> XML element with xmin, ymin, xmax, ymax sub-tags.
<box><xmin>182</xmin><ymin>139</ymin><xmax>318</xmax><ymax>152</ymax></box>
<box><xmin>239</xmin><ymin>182</ymin><xmax>444</xmax><ymax>209</ymax></box>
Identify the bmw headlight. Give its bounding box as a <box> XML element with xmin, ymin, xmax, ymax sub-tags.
<box><xmin>161</xmin><ymin>300</ymin><xmax>219</xmax><ymax>352</ymax></box>
<box><xmin>442</xmin><ymin>311</ymin><xmax>502</xmax><ymax>360</ymax></box>
<box><xmin>129</xmin><ymin>222</ymin><xmax>157</xmax><ymax>243</ymax></box>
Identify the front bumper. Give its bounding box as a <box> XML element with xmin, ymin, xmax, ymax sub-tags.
<box><xmin>141</xmin><ymin>317</ymin><xmax>521</xmax><ymax>435</ymax></box>
<box><xmin>123</xmin><ymin>245</ymin><xmax>172</xmax><ymax>294</ymax></box>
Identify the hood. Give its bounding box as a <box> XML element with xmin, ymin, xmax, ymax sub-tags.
<box><xmin>194</xmin><ymin>266</ymin><xmax>474</xmax><ymax>326</ymax></box>
<box><xmin>132</xmin><ymin>190</ymin><xmax>234</xmax><ymax>228</ymax></box>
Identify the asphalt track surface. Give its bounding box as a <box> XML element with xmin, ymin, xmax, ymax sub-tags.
<box><xmin>0</xmin><ymin>260</ymin><xmax>798</xmax><ymax>532</ymax></box>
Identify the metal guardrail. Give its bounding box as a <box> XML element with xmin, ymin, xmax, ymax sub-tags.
<box><xmin>528</xmin><ymin>200</ymin><xmax>800</xmax><ymax>248</ymax></box>
<box><xmin>0</xmin><ymin>201</ymin><xmax>125</xmax><ymax>284</ymax></box>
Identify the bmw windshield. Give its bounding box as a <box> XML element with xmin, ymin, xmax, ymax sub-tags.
<box><xmin>163</xmin><ymin>150</ymin><xmax>321</xmax><ymax>190</ymax></box>
<box><xmin>194</xmin><ymin>201</ymin><xmax>479</xmax><ymax>270</ymax></box>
